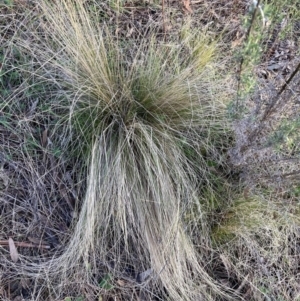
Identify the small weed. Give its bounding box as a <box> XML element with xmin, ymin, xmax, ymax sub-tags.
<box><xmin>267</xmin><ymin>117</ymin><xmax>300</xmax><ymax>155</ymax></box>
<box><xmin>99</xmin><ymin>274</ymin><xmax>114</xmax><ymax>290</ymax></box>
<box><xmin>107</xmin><ymin>0</ymin><xmax>125</xmax><ymax>12</ymax></box>
<box><xmin>0</xmin><ymin>0</ymin><xmax>14</xmax><ymax>6</ymax></box>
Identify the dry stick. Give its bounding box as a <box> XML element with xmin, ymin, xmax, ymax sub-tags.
<box><xmin>162</xmin><ymin>0</ymin><xmax>166</xmax><ymax>40</ymax></box>
<box><xmin>263</xmin><ymin>25</ymin><xmax>281</xmax><ymax>64</ymax></box>
<box><xmin>235</xmin><ymin>0</ymin><xmax>261</xmax><ymax>111</ymax></box>
<box><xmin>261</xmin><ymin>61</ymin><xmax>300</xmax><ymax>121</ymax></box>
<box><xmin>281</xmin><ymin>169</ymin><xmax>300</xmax><ymax>178</ymax></box>
<box><xmin>247</xmin><ymin>61</ymin><xmax>300</xmax><ymax>143</ymax></box>
<box><xmin>0</xmin><ymin>240</ymin><xmax>51</xmax><ymax>249</ymax></box>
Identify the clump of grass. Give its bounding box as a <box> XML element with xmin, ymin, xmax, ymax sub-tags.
<box><xmin>7</xmin><ymin>0</ymin><xmax>233</xmax><ymax>300</ymax></box>
<box><xmin>213</xmin><ymin>193</ymin><xmax>300</xmax><ymax>300</ymax></box>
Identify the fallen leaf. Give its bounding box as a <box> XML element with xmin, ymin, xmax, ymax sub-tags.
<box><xmin>183</xmin><ymin>0</ymin><xmax>193</xmax><ymax>13</ymax></box>
<box><xmin>9</xmin><ymin>237</ymin><xmax>19</xmax><ymax>263</ymax></box>
<box><xmin>126</xmin><ymin>26</ymin><xmax>134</xmax><ymax>38</ymax></box>
<box><xmin>116</xmin><ymin>279</ymin><xmax>126</xmax><ymax>286</ymax></box>
<box><xmin>41</xmin><ymin>128</ymin><xmax>48</xmax><ymax>148</ymax></box>
<box><xmin>243</xmin><ymin>187</ymin><xmax>250</xmax><ymax>199</ymax></box>
<box><xmin>231</xmin><ymin>37</ymin><xmax>244</xmax><ymax>49</ymax></box>
<box><xmin>27</xmin><ymin>236</ymin><xmax>41</xmax><ymax>244</ymax></box>
<box><xmin>0</xmin><ymin>167</ymin><xmax>9</xmax><ymax>188</ymax></box>
<box><xmin>137</xmin><ymin>268</ymin><xmax>152</xmax><ymax>283</ymax></box>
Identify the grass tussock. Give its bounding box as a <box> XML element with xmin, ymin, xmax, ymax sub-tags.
<box><xmin>1</xmin><ymin>0</ymin><xmax>300</xmax><ymax>300</ymax></box>
<box><xmin>2</xmin><ymin>0</ymin><xmax>232</xmax><ymax>300</ymax></box>
<box><xmin>213</xmin><ymin>193</ymin><xmax>300</xmax><ymax>300</ymax></box>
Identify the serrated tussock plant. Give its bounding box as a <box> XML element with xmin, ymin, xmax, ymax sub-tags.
<box><xmin>14</xmin><ymin>0</ymin><xmax>232</xmax><ymax>299</ymax></box>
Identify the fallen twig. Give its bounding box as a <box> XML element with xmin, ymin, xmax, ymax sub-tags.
<box><xmin>0</xmin><ymin>240</ymin><xmax>51</xmax><ymax>249</ymax></box>
<box><xmin>162</xmin><ymin>0</ymin><xmax>166</xmax><ymax>39</ymax></box>
<box><xmin>246</xmin><ymin>61</ymin><xmax>300</xmax><ymax>143</ymax></box>
<box><xmin>235</xmin><ymin>0</ymin><xmax>261</xmax><ymax>110</ymax></box>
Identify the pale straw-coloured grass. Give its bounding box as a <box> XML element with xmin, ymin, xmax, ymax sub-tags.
<box><xmin>1</xmin><ymin>0</ymin><xmax>233</xmax><ymax>300</ymax></box>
